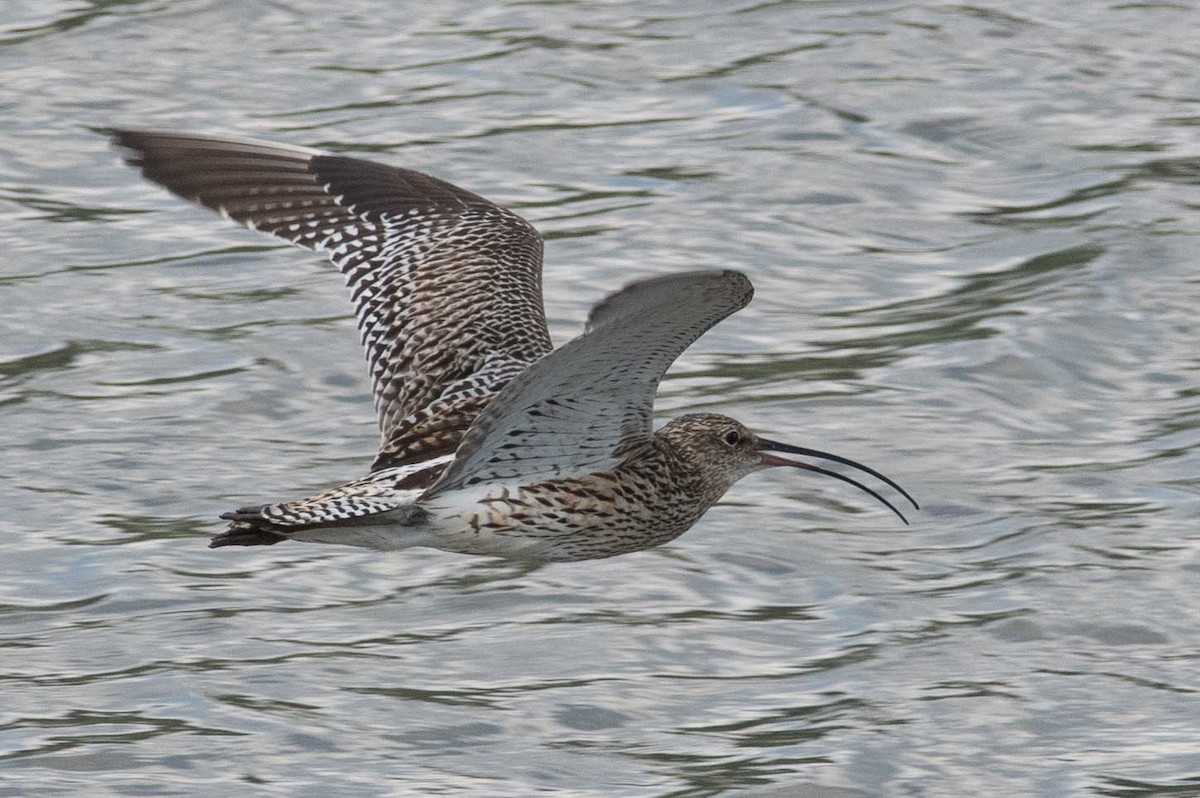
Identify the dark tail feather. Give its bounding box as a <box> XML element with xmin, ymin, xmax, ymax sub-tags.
<box><xmin>210</xmin><ymin>505</ymin><xmax>288</xmax><ymax>548</ymax></box>
<box><xmin>220</xmin><ymin>504</ymin><xmax>272</xmax><ymax>522</ymax></box>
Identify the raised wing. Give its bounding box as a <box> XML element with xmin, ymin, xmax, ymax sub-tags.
<box><xmin>424</xmin><ymin>270</ymin><xmax>753</xmax><ymax>497</ymax></box>
<box><xmin>109</xmin><ymin>129</ymin><xmax>553</xmax><ymax>470</ymax></box>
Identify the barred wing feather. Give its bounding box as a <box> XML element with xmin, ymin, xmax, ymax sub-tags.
<box><xmin>110</xmin><ymin>129</ymin><xmax>552</xmax><ymax>471</ymax></box>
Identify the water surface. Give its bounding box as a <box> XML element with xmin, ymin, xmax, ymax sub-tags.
<box><xmin>2</xmin><ymin>1</ymin><xmax>1199</xmax><ymax>795</ymax></box>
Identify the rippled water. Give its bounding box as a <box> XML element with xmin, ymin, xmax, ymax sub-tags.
<box><xmin>3</xmin><ymin>1</ymin><xmax>1199</xmax><ymax>795</ymax></box>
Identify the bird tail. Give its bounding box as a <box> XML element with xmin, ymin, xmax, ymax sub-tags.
<box><xmin>206</xmin><ymin>457</ymin><xmax>450</xmax><ymax>550</ymax></box>
<box><xmin>208</xmin><ymin>493</ymin><xmax>431</xmax><ymax>550</ymax></box>
<box><xmin>210</xmin><ymin>505</ymin><xmax>289</xmax><ymax>548</ymax></box>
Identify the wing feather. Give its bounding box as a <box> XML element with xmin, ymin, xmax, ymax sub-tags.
<box><xmin>110</xmin><ymin>129</ymin><xmax>552</xmax><ymax>470</ymax></box>
<box><xmin>424</xmin><ymin>270</ymin><xmax>753</xmax><ymax>496</ymax></box>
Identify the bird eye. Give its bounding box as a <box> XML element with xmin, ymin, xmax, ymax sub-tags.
<box><xmin>724</xmin><ymin>430</ymin><xmax>741</xmax><ymax>446</ymax></box>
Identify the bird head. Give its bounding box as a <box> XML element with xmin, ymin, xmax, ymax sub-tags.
<box><xmin>658</xmin><ymin>413</ymin><xmax>917</xmax><ymax>524</ymax></box>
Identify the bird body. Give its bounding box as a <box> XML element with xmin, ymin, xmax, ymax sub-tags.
<box><xmin>224</xmin><ymin>416</ymin><xmax>778</xmax><ymax>561</ymax></box>
<box><xmin>419</xmin><ymin>419</ymin><xmax>737</xmax><ymax>562</ymax></box>
<box><xmin>111</xmin><ymin>129</ymin><xmax>917</xmax><ymax>562</ymax></box>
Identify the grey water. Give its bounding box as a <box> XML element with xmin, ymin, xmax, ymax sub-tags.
<box><xmin>2</xmin><ymin>1</ymin><xmax>1199</xmax><ymax>795</ymax></box>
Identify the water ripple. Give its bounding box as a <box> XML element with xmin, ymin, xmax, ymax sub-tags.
<box><xmin>2</xmin><ymin>0</ymin><xmax>1199</xmax><ymax>794</ymax></box>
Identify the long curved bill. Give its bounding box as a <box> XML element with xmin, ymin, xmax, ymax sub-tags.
<box><xmin>755</xmin><ymin>437</ymin><xmax>919</xmax><ymax>525</ymax></box>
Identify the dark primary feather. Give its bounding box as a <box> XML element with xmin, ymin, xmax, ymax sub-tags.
<box><xmin>109</xmin><ymin>129</ymin><xmax>553</xmax><ymax>471</ymax></box>
<box><xmin>424</xmin><ymin>270</ymin><xmax>754</xmax><ymax>497</ymax></box>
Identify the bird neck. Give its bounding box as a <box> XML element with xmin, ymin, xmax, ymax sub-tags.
<box><xmin>639</xmin><ymin>432</ymin><xmax>728</xmax><ymax>508</ymax></box>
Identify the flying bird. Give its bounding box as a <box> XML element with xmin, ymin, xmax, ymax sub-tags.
<box><xmin>110</xmin><ymin>129</ymin><xmax>917</xmax><ymax>562</ymax></box>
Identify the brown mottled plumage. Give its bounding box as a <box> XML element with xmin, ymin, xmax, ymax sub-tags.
<box><xmin>109</xmin><ymin>129</ymin><xmax>549</xmax><ymax>472</ymax></box>
<box><xmin>440</xmin><ymin>416</ymin><xmax>768</xmax><ymax>560</ymax></box>
<box><xmin>111</xmin><ymin>129</ymin><xmax>917</xmax><ymax>561</ymax></box>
